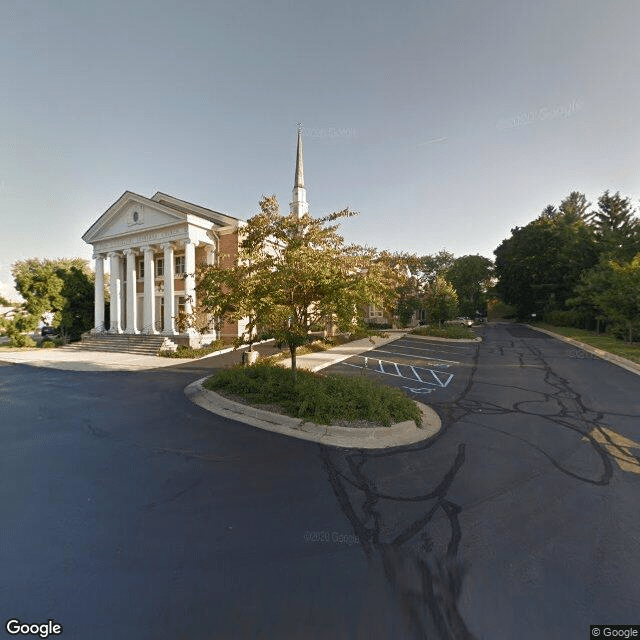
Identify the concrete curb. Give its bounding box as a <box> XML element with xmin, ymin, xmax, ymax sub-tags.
<box><xmin>526</xmin><ymin>324</ymin><xmax>640</xmax><ymax>377</ymax></box>
<box><xmin>184</xmin><ymin>377</ymin><xmax>442</xmax><ymax>450</ymax></box>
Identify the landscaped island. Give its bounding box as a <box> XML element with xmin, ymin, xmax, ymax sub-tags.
<box><xmin>411</xmin><ymin>324</ymin><xmax>476</xmax><ymax>339</ymax></box>
<box><xmin>204</xmin><ymin>363</ymin><xmax>422</xmax><ymax>427</ymax></box>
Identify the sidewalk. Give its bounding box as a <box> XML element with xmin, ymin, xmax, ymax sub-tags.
<box><xmin>278</xmin><ymin>330</ymin><xmax>408</xmax><ymax>372</ymax></box>
<box><xmin>0</xmin><ymin>332</ymin><xmax>406</xmax><ymax>373</ymax></box>
<box><xmin>0</xmin><ymin>347</ymin><xmax>193</xmax><ymax>371</ymax></box>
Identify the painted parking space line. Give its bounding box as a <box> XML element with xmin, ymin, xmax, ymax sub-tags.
<box><xmin>375</xmin><ymin>342</ymin><xmax>466</xmax><ymax>355</ymax></box>
<box><xmin>342</xmin><ymin>355</ymin><xmax>454</xmax><ymax>388</ymax></box>
<box><xmin>369</xmin><ymin>348</ymin><xmax>459</xmax><ymax>366</ymax></box>
<box><xmin>397</xmin><ymin>337</ymin><xmax>475</xmax><ymax>351</ymax></box>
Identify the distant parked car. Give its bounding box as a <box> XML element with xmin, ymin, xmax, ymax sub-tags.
<box><xmin>41</xmin><ymin>326</ymin><xmax>59</xmax><ymax>339</ymax></box>
<box><xmin>445</xmin><ymin>317</ymin><xmax>474</xmax><ymax>327</ymax></box>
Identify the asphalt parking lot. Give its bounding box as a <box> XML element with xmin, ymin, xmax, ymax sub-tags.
<box><xmin>325</xmin><ymin>334</ymin><xmax>479</xmax><ymax>403</ymax></box>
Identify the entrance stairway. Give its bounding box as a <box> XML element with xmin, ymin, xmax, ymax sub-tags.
<box><xmin>65</xmin><ymin>333</ymin><xmax>177</xmax><ymax>356</ymax></box>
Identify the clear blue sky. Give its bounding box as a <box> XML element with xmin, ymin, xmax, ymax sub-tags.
<box><xmin>1</xmin><ymin>0</ymin><xmax>639</xmax><ymax>300</ymax></box>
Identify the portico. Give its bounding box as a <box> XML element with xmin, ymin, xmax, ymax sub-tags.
<box><xmin>83</xmin><ymin>191</ymin><xmax>242</xmax><ymax>346</ymax></box>
<box><xmin>93</xmin><ymin>241</ymin><xmax>191</xmax><ymax>336</ymax></box>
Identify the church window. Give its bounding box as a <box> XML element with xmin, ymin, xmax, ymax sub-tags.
<box><xmin>175</xmin><ymin>255</ymin><xmax>185</xmax><ymax>275</ymax></box>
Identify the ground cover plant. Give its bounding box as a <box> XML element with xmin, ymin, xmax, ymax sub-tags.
<box><xmin>532</xmin><ymin>323</ymin><xmax>640</xmax><ymax>364</ymax></box>
<box><xmin>159</xmin><ymin>339</ymin><xmax>227</xmax><ymax>358</ymax></box>
<box><xmin>204</xmin><ymin>363</ymin><xmax>422</xmax><ymax>427</ymax></box>
<box><xmin>411</xmin><ymin>324</ymin><xmax>475</xmax><ymax>339</ymax></box>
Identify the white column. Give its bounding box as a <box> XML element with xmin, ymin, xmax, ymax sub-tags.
<box><xmin>203</xmin><ymin>243</ymin><xmax>217</xmax><ymax>338</ymax></box>
<box><xmin>205</xmin><ymin>243</ymin><xmax>216</xmax><ymax>266</ymax></box>
<box><xmin>118</xmin><ymin>254</ymin><xmax>125</xmax><ymax>332</ymax></box>
<box><xmin>108</xmin><ymin>252</ymin><xmax>122</xmax><ymax>333</ymax></box>
<box><xmin>162</xmin><ymin>243</ymin><xmax>176</xmax><ymax>335</ymax></box>
<box><xmin>184</xmin><ymin>239</ymin><xmax>196</xmax><ymax>334</ymax></box>
<box><xmin>93</xmin><ymin>253</ymin><xmax>105</xmax><ymax>333</ymax></box>
<box><xmin>124</xmin><ymin>248</ymin><xmax>139</xmax><ymax>334</ymax></box>
<box><xmin>142</xmin><ymin>246</ymin><xmax>156</xmax><ymax>334</ymax></box>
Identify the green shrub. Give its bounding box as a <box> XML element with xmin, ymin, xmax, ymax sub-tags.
<box><xmin>543</xmin><ymin>309</ymin><xmax>582</xmax><ymax>327</ymax></box>
<box><xmin>9</xmin><ymin>334</ymin><xmax>36</xmax><ymax>348</ymax></box>
<box><xmin>204</xmin><ymin>363</ymin><xmax>421</xmax><ymax>427</ymax></box>
<box><xmin>609</xmin><ymin>321</ymin><xmax>640</xmax><ymax>343</ymax></box>
<box><xmin>411</xmin><ymin>324</ymin><xmax>474</xmax><ymax>339</ymax></box>
<box><xmin>349</xmin><ymin>327</ymin><xmax>388</xmax><ymax>341</ymax></box>
<box><xmin>364</xmin><ymin>321</ymin><xmax>392</xmax><ymax>329</ymax></box>
<box><xmin>40</xmin><ymin>340</ymin><xmax>56</xmax><ymax>349</ymax></box>
<box><xmin>159</xmin><ymin>340</ymin><xmax>226</xmax><ymax>358</ymax></box>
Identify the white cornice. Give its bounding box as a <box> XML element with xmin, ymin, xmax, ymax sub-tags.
<box><xmin>83</xmin><ymin>191</ymin><xmax>241</xmax><ymax>247</ymax></box>
<box><xmin>92</xmin><ymin>226</ymin><xmax>190</xmax><ymax>254</ymax></box>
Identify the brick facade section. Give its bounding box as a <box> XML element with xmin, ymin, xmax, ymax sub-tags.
<box><xmin>218</xmin><ymin>231</ymin><xmax>240</xmax><ymax>339</ymax></box>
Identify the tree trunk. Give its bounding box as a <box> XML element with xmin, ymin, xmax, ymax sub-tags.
<box><xmin>289</xmin><ymin>343</ymin><xmax>297</xmax><ymax>383</ymax></box>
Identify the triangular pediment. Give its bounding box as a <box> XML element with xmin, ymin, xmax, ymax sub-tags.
<box><xmin>83</xmin><ymin>191</ymin><xmax>241</xmax><ymax>246</ymax></box>
<box><xmin>82</xmin><ymin>191</ymin><xmax>188</xmax><ymax>244</ymax></box>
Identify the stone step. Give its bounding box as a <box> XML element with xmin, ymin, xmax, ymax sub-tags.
<box><xmin>68</xmin><ymin>333</ymin><xmax>176</xmax><ymax>356</ymax></box>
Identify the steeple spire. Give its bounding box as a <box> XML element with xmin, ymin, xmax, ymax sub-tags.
<box><xmin>294</xmin><ymin>124</ymin><xmax>304</xmax><ymax>188</ymax></box>
<box><xmin>290</xmin><ymin>123</ymin><xmax>309</xmax><ymax>219</ymax></box>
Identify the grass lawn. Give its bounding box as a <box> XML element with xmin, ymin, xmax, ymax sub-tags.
<box><xmin>411</xmin><ymin>324</ymin><xmax>476</xmax><ymax>339</ymax></box>
<box><xmin>532</xmin><ymin>323</ymin><xmax>640</xmax><ymax>365</ymax></box>
<box><xmin>204</xmin><ymin>363</ymin><xmax>422</xmax><ymax>427</ymax></box>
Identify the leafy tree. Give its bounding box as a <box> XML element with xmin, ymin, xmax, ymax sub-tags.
<box><xmin>0</xmin><ymin>295</ymin><xmax>11</xmax><ymax>306</ymax></box>
<box><xmin>59</xmin><ymin>266</ymin><xmax>96</xmax><ymax>340</ymax></box>
<box><xmin>371</xmin><ymin>252</ymin><xmax>419</xmax><ymax>327</ymax></box>
<box><xmin>385</xmin><ymin>250</ymin><xmax>455</xmax><ymax>326</ymax></box>
<box><xmin>446</xmin><ymin>254</ymin><xmax>494</xmax><ymax>317</ymax></box>
<box><xmin>494</xmin><ymin>195</ymin><xmax>598</xmax><ymax>318</ymax></box>
<box><xmin>422</xmin><ymin>276</ymin><xmax>458</xmax><ymax>325</ymax></box>
<box><xmin>10</xmin><ymin>258</ymin><xmax>97</xmax><ymax>340</ymax></box>
<box><xmin>588</xmin><ymin>190</ymin><xmax>640</xmax><ymax>261</ymax></box>
<box><xmin>569</xmin><ymin>255</ymin><xmax>640</xmax><ymax>342</ymax></box>
<box><xmin>197</xmin><ymin>196</ymin><xmax>398</xmax><ymax>380</ymax></box>
<box><xmin>567</xmin><ymin>262</ymin><xmax>610</xmax><ymax>333</ymax></box>
<box><xmin>415</xmin><ymin>250</ymin><xmax>455</xmax><ymax>285</ymax></box>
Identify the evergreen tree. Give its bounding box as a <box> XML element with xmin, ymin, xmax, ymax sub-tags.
<box><xmin>588</xmin><ymin>190</ymin><xmax>640</xmax><ymax>261</ymax></box>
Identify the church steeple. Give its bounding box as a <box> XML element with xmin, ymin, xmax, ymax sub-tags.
<box><xmin>294</xmin><ymin>125</ymin><xmax>304</xmax><ymax>188</ymax></box>
<box><xmin>290</xmin><ymin>124</ymin><xmax>309</xmax><ymax>219</ymax></box>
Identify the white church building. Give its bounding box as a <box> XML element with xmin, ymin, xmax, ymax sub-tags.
<box><xmin>82</xmin><ymin>127</ymin><xmax>314</xmax><ymax>349</ymax></box>
<box><xmin>82</xmin><ymin>191</ymin><xmax>244</xmax><ymax>347</ymax></box>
